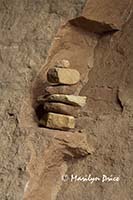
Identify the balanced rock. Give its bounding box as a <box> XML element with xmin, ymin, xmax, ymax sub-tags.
<box><xmin>38</xmin><ymin>94</ymin><xmax>87</xmax><ymax>107</ymax></box>
<box><xmin>55</xmin><ymin>59</ymin><xmax>70</xmax><ymax>68</ymax></box>
<box><xmin>40</xmin><ymin>112</ymin><xmax>75</xmax><ymax>130</ymax></box>
<box><xmin>44</xmin><ymin>102</ymin><xmax>80</xmax><ymax>117</ymax></box>
<box><xmin>47</xmin><ymin>68</ymin><xmax>80</xmax><ymax>85</ymax></box>
<box><xmin>45</xmin><ymin>84</ymin><xmax>79</xmax><ymax>95</ymax></box>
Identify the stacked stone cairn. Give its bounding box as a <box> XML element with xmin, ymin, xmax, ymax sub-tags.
<box><xmin>37</xmin><ymin>60</ymin><xmax>87</xmax><ymax>131</ymax></box>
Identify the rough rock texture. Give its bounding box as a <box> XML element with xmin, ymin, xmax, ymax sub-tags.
<box><xmin>55</xmin><ymin>59</ymin><xmax>70</xmax><ymax>68</ymax></box>
<box><xmin>40</xmin><ymin>112</ymin><xmax>75</xmax><ymax>130</ymax></box>
<box><xmin>47</xmin><ymin>67</ymin><xmax>80</xmax><ymax>85</ymax></box>
<box><xmin>23</xmin><ymin>130</ymin><xmax>93</xmax><ymax>200</ymax></box>
<box><xmin>0</xmin><ymin>0</ymin><xmax>86</xmax><ymax>199</ymax></box>
<box><xmin>27</xmin><ymin>0</ymin><xmax>133</xmax><ymax>199</ymax></box>
<box><xmin>0</xmin><ymin>0</ymin><xmax>133</xmax><ymax>200</ymax></box>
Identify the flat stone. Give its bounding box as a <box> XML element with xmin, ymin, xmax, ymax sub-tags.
<box><xmin>55</xmin><ymin>59</ymin><xmax>70</xmax><ymax>68</ymax></box>
<box><xmin>40</xmin><ymin>112</ymin><xmax>75</xmax><ymax>130</ymax></box>
<box><xmin>70</xmin><ymin>0</ymin><xmax>131</xmax><ymax>33</ymax></box>
<box><xmin>44</xmin><ymin>102</ymin><xmax>80</xmax><ymax>117</ymax></box>
<box><xmin>45</xmin><ymin>84</ymin><xmax>79</xmax><ymax>95</ymax></box>
<box><xmin>43</xmin><ymin>94</ymin><xmax>87</xmax><ymax>107</ymax></box>
<box><xmin>47</xmin><ymin>68</ymin><xmax>80</xmax><ymax>85</ymax></box>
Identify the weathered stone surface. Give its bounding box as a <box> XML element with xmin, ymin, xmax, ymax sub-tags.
<box><xmin>70</xmin><ymin>0</ymin><xmax>132</xmax><ymax>33</ymax></box>
<box><xmin>28</xmin><ymin>3</ymin><xmax>133</xmax><ymax>199</ymax></box>
<box><xmin>0</xmin><ymin>1</ymin><xmax>87</xmax><ymax>199</ymax></box>
<box><xmin>47</xmin><ymin>68</ymin><xmax>80</xmax><ymax>85</ymax></box>
<box><xmin>55</xmin><ymin>59</ymin><xmax>70</xmax><ymax>68</ymax></box>
<box><xmin>38</xmin><ymin>94</ymin><xmax>87</xmax><ymax>107</ymax></box>
<box><xmin>48</xmin><ymin>94</ymin><xmax>87</xmax><ymax>107</ymax></box>
<box><xmin>40</xmin><ymin>112</ymin><xmax>75</xmax><ymax>130</ymax></box>
<box><xmin>7</xmin><ymin>0</ymin><xmax>132</xmax><ymax>200</ymax></box>
<box><xmin>44</xmin><ymin>102</ymin><xmax>80</xmax><ymax>117</ymax></box>
<box><xmin>24</xmin><ymin>130</ymin><xmax>93</xmax><ymax>200</ymax></box>
<box><xmin>45</xmin><ymin>84</ymin><xmax>79</xmax><ymax>95</ymax></box>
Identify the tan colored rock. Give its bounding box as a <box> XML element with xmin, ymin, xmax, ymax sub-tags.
<box><xmin>47</xmin><ymin>68</ymin><xmax>80</xmax><ymax>85</ymax></box>
<box><xmin>55</xmin><ymin>59</ymin><xmax>70</xmax><ymax>68</ymax></box>
<box><xmin>38</xmin><ymin>94</ymin><xmax>87</xmax><ymax>107</ymax></box>
<box><xmin>40</xmin><ymin>112</ymin><xmax>75</xmax><ymax>130</ymax></box>
<box><xmin>70</xmin><ymin>0</ymin><xmax>132</xmax><ymax>33</ymax></box>
<box><xmin>45</xmin><ymin>84</ymin><xmax>79</xmax><ymax>95</ymax></box>
<box><xmin>47</xmin><ymin>94</ymin><xmax>87</xmax><ymax>107</ymax></box>
<box><xmin>54</xmin><ymin>131</ymin><xmax>94</xmax><ymax>157</ymax></box>
<box><xmin>44</xmin><ymin>102</ymin><xmax>80</xmax><ymax>117</ymax></box>
<box><xmin>24</xmin><ymin>130</ymin><xmax>94</xmax><ymax>200</ymax></box>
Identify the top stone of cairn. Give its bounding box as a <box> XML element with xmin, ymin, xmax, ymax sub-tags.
<box><xmin>47</xmin><ymin>67</ymin><xmax>80</xmax><ymax>85</ymax></box>
<box><xmin>47</xmin><ymin>59</ymin><xmax>80</xmax><ymax>85</ymax></box>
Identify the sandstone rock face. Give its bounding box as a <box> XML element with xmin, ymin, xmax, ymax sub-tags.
<box><xmin>0</xmin><ymin>0</ymin><xmax>86</xmax><ymax>199</ymax></box>
<box><xmin>40</xmin><ymin>112</ymin><xmax>75</xmax><ymax>130</ymax></box>
<box><xmin>29</xmin><ymin>0</ymin><xmax>133</xmax><ymax>197</ymax></box>
<box><xmin>44</xmin><ymin>102</ymin><xmax>79</xmax><ymax>117</ymax></box>
<box><xmin>23</xmin><ymin>130</ymin><xmax>93</xmax><ymax>200</ymax></box>
<box><xmin>39</xmin><ymin>94</ymin><xmax>87</xmax><ymax>107</ymax></box>
<box><xmin>47</xmin><ymin>68</ymin><xmax>80</xmax><ymax>85</ymax></box>
<box><xmin>1</xmin><ymin>0</ymin><xmax>132</xmax><ymax>200</ymax></box>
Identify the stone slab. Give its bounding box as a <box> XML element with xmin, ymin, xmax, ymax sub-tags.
<box><xmin>38</xmin><ymin>94</ymin><xmax>87</xmax><ymax>107</ymax></box>
<box><xmin>44</xmin><ymin>102</ymin><xmax>79</xmax><ymax>117</ymax></box>
<box><xmin>45</xmin><ymin>84</ymin><xmax>79</xmax><ymax>95</ymax></box>
<box><xmin>40</xmin><ymin>112</ymin><xmax>75</xmax><ymax>130</ymax></box>
<box><xmin>70</xmin><ymin>0</ymin><xmax>132</xmax><ymax>33</ymax></box>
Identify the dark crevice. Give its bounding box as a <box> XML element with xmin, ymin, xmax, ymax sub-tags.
<box><xmin>35</xmin><ymin>104</ymin><xmax>45</xmax><ymax>121</ymax></box>
<box><xmin>116</xmin><ymin>90</ymin><xmax>124</xmax><ymax>112</ymax></box>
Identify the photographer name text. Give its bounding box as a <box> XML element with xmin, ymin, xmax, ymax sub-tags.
<box><xmin>62</xmin><ymin>174</ymin><xmax>120</xmax><ymax>184</ymax></box>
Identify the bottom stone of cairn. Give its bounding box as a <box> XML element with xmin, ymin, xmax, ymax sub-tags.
<box><xmin>39</xmin><ymin>112</ymin><xmax>75</xmax><ymax>130</ymax></box>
